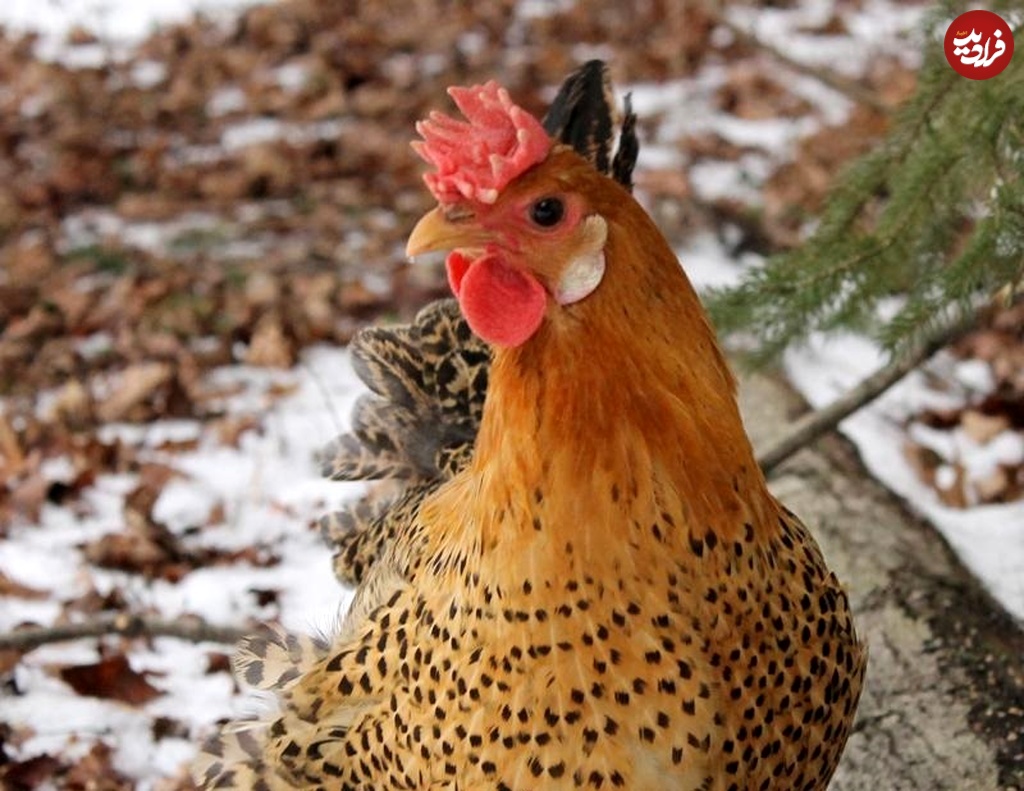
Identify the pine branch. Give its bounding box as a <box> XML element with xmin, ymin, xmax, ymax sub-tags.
<box><xmin>0</xmin><ymin>613</ymin><xmax>249</xmax><ymax>652</ymax></box>
<box><xmin>708</xmin><ymin>3</ymin><xmax>1024</xmax><ymax>366</ymax></box>
<box><xmin>757</xmin><ymin>307</ymin><xmax>981</xmax><ymax>475</ymax></box>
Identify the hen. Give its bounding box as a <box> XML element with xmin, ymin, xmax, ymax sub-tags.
<box><xmin>195</xmin><ymin>63</ymin><xmax>866</xmax><ymax>790</ymax></box>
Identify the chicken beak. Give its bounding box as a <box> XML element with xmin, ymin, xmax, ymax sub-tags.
<box><xmin>406</xmin><ymin>206</ymin><xmax>492</xmax><ymax>258</ymax></box>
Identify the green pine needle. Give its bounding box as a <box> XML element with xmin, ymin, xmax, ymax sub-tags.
<box><xmin>707</xmin><ymin>0</ymin><xmax>1024</xmax><ymax>367</ymax></box>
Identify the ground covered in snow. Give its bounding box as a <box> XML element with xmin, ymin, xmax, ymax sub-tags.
<box><xmin>0</xmin><ymin>0</ymin><xmax>1020</xmax><ymax>788</ymax></box>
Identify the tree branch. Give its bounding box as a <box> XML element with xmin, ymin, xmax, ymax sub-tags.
<box><xmin>0</xmin><ymin>613</ymin><xmax>248</xmax><ymax>652</ymax></box>
<box><xmin>757</xmin><ymin>311</ymin><xmax>981</xmax><ymax>476</ymax></box>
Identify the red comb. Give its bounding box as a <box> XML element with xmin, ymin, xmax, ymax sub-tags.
<box><xmin>412</xmin><ymin>80</ymin><xmax>551</xmax><ymax>205</ymax></box>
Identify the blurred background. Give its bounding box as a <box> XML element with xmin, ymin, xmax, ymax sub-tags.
<box><xmin>0</xmin><ymin>1</ymin><xmax>1021</xmax><ymax>788</ymax></box>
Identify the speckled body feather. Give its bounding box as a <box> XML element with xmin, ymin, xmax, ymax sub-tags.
<box><xmin>194</xmin><ymin>63</ymin><xmax>865</xmax><ymax>791</ymax></box>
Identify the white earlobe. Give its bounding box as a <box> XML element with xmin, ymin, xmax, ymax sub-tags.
<box><xmin>555</xmin><ymin>214</ymin><xmax>608</xmax><ymax>306</ymax></box>
<box><xmin>555</xmin><ymin>251</ymin><xmax>605</xmax><ymax>305</ymax></box>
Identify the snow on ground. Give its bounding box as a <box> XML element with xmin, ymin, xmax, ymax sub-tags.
<box><xmin>783</xmin><ymin>336</ymin><xmax>1024</xmax><ymax>622</ymax></box>
<box><xmin>3</xmin><ymin>346</ymin><xmax>360</xmax><ymax>787</ymax></box>
<box><xmin>1</xmin><ymin>0</ymin><xmax>270</xmax><ymax>61</ymax></box>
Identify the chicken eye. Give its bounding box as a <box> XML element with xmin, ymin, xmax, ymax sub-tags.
<box><xmin>529</xmin><ymin>197</ymin><xmax>565</xmax><ymax>228</ymax></box>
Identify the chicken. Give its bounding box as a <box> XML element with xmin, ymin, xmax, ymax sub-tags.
<box><xmin>319</xmin><ymin>60</ymin><xmax>636</xmax><ymax>588</ymax></box>
<box><xmin>194</xmin><ymin>65</ymin><xmax>866</xmax><ymax>790</ymax></box>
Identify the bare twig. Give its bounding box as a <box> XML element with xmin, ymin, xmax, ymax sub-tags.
<box><xmin>0</xmin><ymin>613</ymin><xmax>249</xmax><ymax>652</ymax></box>
<box><xmin>757</xmin><ymin>313</ymin><xmax>980</xmax><ymax>476</ymax></box>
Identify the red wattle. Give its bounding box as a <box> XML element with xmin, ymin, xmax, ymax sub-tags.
<box><xmin>451</xmin><ymin>253</ymin><xmax>547</xmax><ymax>348</ymax></box>
<box><xmin>445</xmin><ymin>251</ymin><xmax>472</xmax><ymax>297</ymax></box>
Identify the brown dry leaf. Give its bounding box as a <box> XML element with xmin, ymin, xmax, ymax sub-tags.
<box><xmin>973</xmin><ymin>467</ymin><xmax>1010</xmax><ymax>503</ymax></box>
<box><xmin>246</xmin><ymin>312</ymin><xmax>295</xmax><ymax>368</ymax></box>
<box><xmin>205</xmin><ymin>500</ymin><xmax>227</xmax><ymax>526</ymax></box>
<box><xmin>136</xmin><ymin>462</ymin><xmax>181</xmax><ymax>500</ymax></box>
<box><xmin>635</xmin><ymin>168</ymin><xmax>693</xmax><ymax>201</ymax></box>
<box><xmin>0</xmin><ymin>285</ymin><xmax>37</xmax><ymax>326</ymax></box>
<box><xmin>0</xmin><ymin>571</ymin><xmax>48</xmax><ymax>599</ymax></box>
<box><xmin>96</xmin><ymin>362</ymin><xmax>175</xmax><ymax>422</ymax></box>
<box><xmin>0</xmin><ymin>753</ymin><xmax>63</xmax><ymax>790</ymax></box>
<box><xmin>205</xmin><ymin>651</ymin><xmax>232</xmax><ymax>675</ymax></box>
<box><xmin>265</xmin><ymin>380</ymin><xmax>299</xmax><ymax>402</ymax></box>
<box><xmin>49</xmin><ymin>284</ymin><xmax>96</xmax><ymax>331</ymax></box>
<box><xmin>62</xmin><ymin>585</ymin><xmax>130</xmax><ymax>617</ymax></box>
<box><xmin>682</xmin><ymin>133</ymin><xmax>749</xmax><ymax>162</ymax></box>
<box><xmin>123</xmin><ymin>462</ymin><xmax>183</xmax><ymax>539</ymax></box>
<box><xmin>936</xmin><ymin>463</ymin><xmax>968</xmax><ymax>509</ymax></box>
<box><xmin>0</xmin><ymin>188</ymin><xmax>21</xmax><ymax>233</ymax></box>
<box><xmin>715</xmin><ymin>63</ymin><xmax>812</xmax><ymax>120</ymax></box>
<box><xmin>338</xmin><ymin>281</ymin><xmax>385</xmax><ymax>314</ymax></box>
<box><xmin>44</xmin><ymin>379</ymin><xmax>94</xmax><ymax>427</ymax></box>
<box><xmin>797</xmin><ymin>13</ymin><xmax>849</xmax><ymax>36</ymax></box>
<box><xmin>152</xmin><ymin>435</ymin><xmax>201</xmax><ymax>454</ymax></box>
<box><xmin>8</xmin><ymin>471</ymin><xmax>49</xmax><ymax>524</ymax></box>
<box><xmin>4</xmin><ymin>238</ymin><xmax>56</xmax><ymax>286</ymax></box>
<box><xmin>866</xmin><ymin>57</ymin><xmax>917</xmax><ymax>107</ymax></box>
<box><xmin>3</xmin><ymin>303</ymin><xmax>62</xmax><ymax>343</ymax></box>
<box><xmin>957</xmin><ymin>329</ymin><xmax>1008</xmax><ymax>363</ymax></box>
<box><xmin>83</xmin><ymin>531</ymin><xmax>169</xmax><ymax>574</ymax></box>
<box><xmin>244</xmin><ymin>271</ymin><xmax>281</xmax><ymax>307</ymax></box>
<box><xmin>240</xmin><ymin>142</ymin><xmax>298</xmax><ymax>196</ymax></box>
<box><xmin>903</xmin><ymin>441</ymin><xmax>940</xmax><ymax>488</ymax></box>
<box><xmin>0</xmin><ymin>410</ymin><xmax>26</xmax><ymax>472</ymax></box>
<box><xmin>58</xmin><ymin>654</ymin><xmax>163</xmax><ymax>706</ymax></box>
<box><xmin>961</xmin><ymin>409</ymin><xmax>1010</xmax><ymax>445</ymax></box>
<box><xmin>66</xmin><ymin>25</ymin><xmax>99</xmax><ymax>45</ymax></box>
<box><xmin>61</xmin><ymin>741</ymin><xmax>134</xmax><ymax>790</ymax></box>
<box><xmin>249</xmin><ymin>587</ymin><xmax>280</xmax><ymax>607</ymax></box>
<box><xmin>152</xmin><ymin>715</ymin><xmax>190</xmax><ymax>741</ymax></box>
<box><xmin>81</xmin><ymin>276</ymin><xmax>137</xmax><ymax>331</ymax></box>
<box><xmin>212</xmin><ymin>414</ymin><xmax>261</xmax><ymax>447</ymax></box>
<box><xmin>198</xmin><ymin>168</ymin><xmax>251</xmax><ymax>202</ymax></box>
<box><xmin>227</xmin><ymin>544</ymin><xmax>281</xmax><ymax>569</ymax></box>
<box><xmin>0</xmin><ymin>648</ymin><xmax>23</xmax><ymax>675</ymax></box>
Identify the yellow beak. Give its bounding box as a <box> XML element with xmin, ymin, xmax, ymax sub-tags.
<box><xmin>406</xmin><ymin>206</ymin><xmax>493</xmax><ymax>258</ymax></box>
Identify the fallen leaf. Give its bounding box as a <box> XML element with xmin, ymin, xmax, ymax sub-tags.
<box><xmin>973</xmin><ymin>467</ymin><xmax>1010</xmax><ymax>503</ymax></box>
<box><xmin>96</xmin><ymin>362</ymin><xmax>174</xmax><ymax>422</ymax></box>
<box><xmin>0</xmin><ymin>753</ymin><xmax>63</xmax><ymax>790</ymax></box>
<box><xmin>0</xmin><ymin>571</ymin><xmax>48</xmax><ymax>600</ymax></box>
<box><xmin>62</xmin><ymin>741</ymin><xmax>134</xmax><ymax>790</ymax></box>
<box><xmin>934</xmin><ymin>463</ymin><xmax>968</xmax><ymax>509</ymax></box>
<box><xmin>151</xmin><ymin>716</ymin><xmax>190</xmax><ymax>741</ymax></box>
<box><xmin>903</xmin><ymin>440</ymin><xmax>940</xmax><ymax>487</ymax></box>
<box><xmin>249</xmin><ymin>587</ymin><xmax>280</xmax><ymax>607</ymax></box>
<box><xmin>83</xmin><ymin>531</ymin><xmax>169</xmax><ymax>575</ymax></box>
<box><xmin>0</xmin><ymin>411</ymin><xmax>26</xmax><ymax>471</ymax></box>
<box><xmin>961</xmin><ymin>409</ymin><xmax>1010</xmax><ymax>445</ymax></box>
<box><xmin>59</xmin><ymin>654</ymin><xmax>163</xmax><ymax>706</ymax></box>
<box><xmin>212</xmin><ymin>414</ymin><xmax>261</xmax><ymax>447</ymax></box>
<box><xmin>8</xmin><ymin>472</ymin><xmax>48</xmax><ymax>524</ymax></box>
<box><xmin>205</xmin><ymin>652</ymin><xmax>232</xmax><ymax>675</ymax></box>
<box><xmin>245</xmin><ymin>312</ymin><xmax>294</xmax><ymax>368</ymax></box>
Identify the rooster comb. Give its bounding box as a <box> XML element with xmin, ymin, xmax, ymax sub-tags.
<box><xmin>412</xmin><ymin>81</ymin><xmax>551</xmax><ymax>206</ymax></box>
